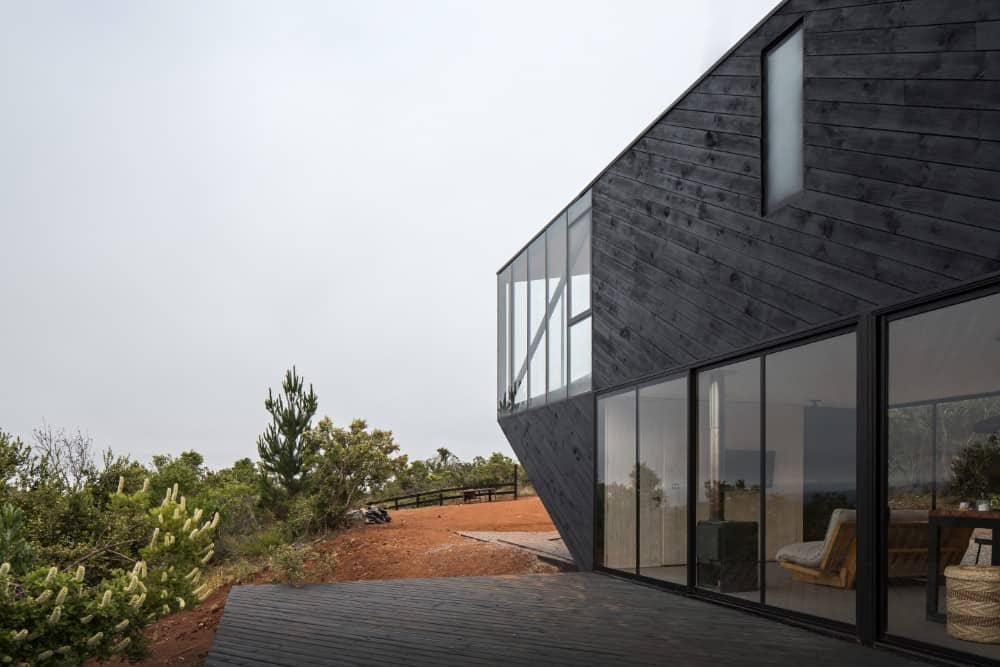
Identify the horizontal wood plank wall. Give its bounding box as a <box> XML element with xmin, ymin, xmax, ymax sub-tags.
<box><xmin>498</xmin><ymin>394</ymin><xmax>595</xmax><ymax>570</ymax></box>
<box><xmin>591</xmin><ymin>0</ymin><xmax>1000</xmax><ymax>390</ymax></box>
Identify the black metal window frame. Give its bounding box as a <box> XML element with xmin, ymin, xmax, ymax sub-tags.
<box><xmin>872</xmin><ymin>276</ymin><xmax>1000</xmax><ymax>667</ymax></box>
<box><xmin>592</xmin><ymin>271</ymin><xmax>1000</xmax><ymax>666</ymax></box>
<box><xmin>593</xmin><ymin>321</ymin><xmax>859</xmax><ymax>635</ymax></box>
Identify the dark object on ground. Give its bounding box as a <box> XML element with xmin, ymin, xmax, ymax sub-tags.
<box><xmin>364</xmin><ymin>506</ymin><xmax>391</xmax><ymax>524</ymax></box>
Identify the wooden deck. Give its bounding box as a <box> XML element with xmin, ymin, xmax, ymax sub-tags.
<box><xmin>206</xmin><ymin>573</ymin><xmax>929</xmax><ymax>666</ymax></box>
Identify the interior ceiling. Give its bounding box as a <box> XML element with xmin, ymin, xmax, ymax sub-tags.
<box><xmin>889</xmin><ymin>293</ymin><xmax>1000</xmax><ymax>406</ymax></box>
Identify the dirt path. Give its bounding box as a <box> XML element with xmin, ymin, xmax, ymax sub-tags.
<box><xmin>123</xmin><ymin>497</ymin><xmax>560</xmax><ymax>665</ymax></box>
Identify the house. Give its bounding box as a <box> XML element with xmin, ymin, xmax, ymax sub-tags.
<box><xmin>496</xmin><ymin>1</ymin><xmax>1000</xmax><ymax>665</ymax></box>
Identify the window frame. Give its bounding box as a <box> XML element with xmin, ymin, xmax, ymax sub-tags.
<box><xmin>593</xmin><ymin>319</ymin><xmax>861</xmax><ymax>633</ymax></box>
<box><xmin>875</xmin><ymin>280</ymin><xmax>1000</xmax><ymax>664</ymax></box>
<box><xmin>760</xmin><ymin>19</ymin><xmax>805</xmax><ymax>216</ymax></box>
<box><xmin>498</xmin><ymin>190</ymin><xmax>592</xmax><ymax>414</ymax></box>
<box><xmin>591</xmin><ymin>271</ymin><xmax>1000</xmax><ymax>666</ymax></box>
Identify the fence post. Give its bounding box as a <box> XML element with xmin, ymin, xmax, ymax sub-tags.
<box><xmin>415</xmin><ymin>494</ymin><xmax>420</xmax><ymax>508</ymax></box>
<box><xmin>439</xmin><ymin>491</ymin><xmax>443</xmax><ymax>506</ymax></box>
<box><xmin>514</xmin><ymin>467</ymin><xmax>519</xmax><ymax>500</ymax></box>
<box><xmin>395</xmin><ymin>497</ymin><xmax>399</xmax><ymax>510</ymax></box>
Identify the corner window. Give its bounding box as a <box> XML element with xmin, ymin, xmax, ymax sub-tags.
<box><xmin>763</xmin><ymin>25</ymin><xmax>803</xmax><ymax>213</ymax></box>
<box><xmin>498</xmin><ymin>190</ymin><xmax>592</xmax><ymax>413</ymax></box>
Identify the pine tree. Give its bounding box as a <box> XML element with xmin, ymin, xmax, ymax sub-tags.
<box><xmin>256</xmin><ymin>367</ymin><xmax>318</xmax><ymax>494</ymax></box>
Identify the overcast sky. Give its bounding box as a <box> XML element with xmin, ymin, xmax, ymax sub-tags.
<box><xmin>1</xmin><ymin>0</ymin><xmax>778</xmax><ymax>469</ymax></box>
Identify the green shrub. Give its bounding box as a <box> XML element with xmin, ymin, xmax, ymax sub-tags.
<box><xmin>269</xmin><ymin>544</ymin><xmax>306</xmax><ymax>587</ymax></box>
<box><xmin>311</xmin><ymin>549</ymin><xmax>337</xmax><ymax>580</ymax></box>
<box><xmin>0</xmin><ymin>504</ymin><xmax>36</xmax><ymax>575</ymax></box>
<box><xmin>238</xmin><ymin>525</ymin><xmax>286</xmax><ymax>558</ymax></box>
<box><xmin>949</xmin><ymin>435</ymin><xmax>1000</xmax><ymax>501</ymax></box>
<box><xmin>0</xmin><ymin>479</ymin><xmax>219</xmax><ymax>664</ymax></box>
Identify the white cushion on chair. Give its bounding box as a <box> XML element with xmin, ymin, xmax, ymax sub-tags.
<box><xmin>777</xmin><ymin>508</ymin><xmax>856</xmax><ymax>569</ymax></box>
<box><xmin>776</xmin><ymin>540</ymin><xmax>826</xmax><ymax>568</ymax></box>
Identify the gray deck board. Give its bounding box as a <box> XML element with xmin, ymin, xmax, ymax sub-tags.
<box><xmin>206</xmin><ymin>573</ymin><xmax>930</xmax><ymax>666</ymax></box>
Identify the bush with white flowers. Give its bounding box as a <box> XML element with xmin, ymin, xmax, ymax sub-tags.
<box><xmin>0</xmin><ymin>479</ymin><xmax>218</xmax><ymax>665</ymax></box>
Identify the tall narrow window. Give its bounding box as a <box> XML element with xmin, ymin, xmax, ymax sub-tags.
<box><xmin>766</xmin><ymin>333</ymin><xmax>856</xmax><ymax>624</ymax></box>
<box><xmin>497</xmin><ymin>269</ymin><xmax>510</xmax><ymax>409</ymax></box>
<box><xmin>547</xmin><ymin>214</ymin><xmax>567</xmax><ymax>402</ymax></box>
<box><xmin>528</xmin><ymin>236</ymin><xmax>547</xmax><ymax>407</ymax></box>
<box><xmin>598</xmin><ymin>389</ymin><xmax>637</xmax><ymax>573</ymax></box>
<box><xmin>568</xmin><ymin>192</ymin><xmax>592</xmax><ymax>396</ymax></box>
<box><xmin>568</xmin><ymin>197</ymin><xmax>591</xmax><ymax>319</ymax></box>
<box><xmin>697</xmin><ymin>358</ymin><xmax>761</xmax><ymax>599</ymax></box>
<box><xmin>511</xmin><ymin>254</ymin><xmax>528</xmax><ymax>408</ymax></box>
<box><xmin>764</xmin><ymin>25</ymin><xmax>803</xmax><ymax>213</ymax></box>
<box><xmin>639</xmin><ymin>377</ymin><xmax>688</xmax><ymax>585</ymax></box>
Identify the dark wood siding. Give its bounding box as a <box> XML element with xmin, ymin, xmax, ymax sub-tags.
<box><xmin>592</xmin><ymin>0</ymin><xmax>1000</xmax><ymax>390</ymax></box>
<box><xmin>498</xmin><ymin>394</ymin><xmax>594</xmax><ymax>570</ymax></box>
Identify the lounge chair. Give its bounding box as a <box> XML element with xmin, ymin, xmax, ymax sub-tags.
<box><xmin>775</xmin><ymin>509</ymin><xmax>973</xmax><ymax>589</ymax></box>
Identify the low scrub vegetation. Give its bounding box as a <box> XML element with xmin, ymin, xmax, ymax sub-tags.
<box><xmin>1</xmin><ymin>366</ymin><xmax>523</xmax><ymax>663</ymax></box>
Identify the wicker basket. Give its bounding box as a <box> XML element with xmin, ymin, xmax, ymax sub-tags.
<box><xmin>945</xmin><ymin>565</ymin><xmax>1000</xmax><ymax>644</ymax></box>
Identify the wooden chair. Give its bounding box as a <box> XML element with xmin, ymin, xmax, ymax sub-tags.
<box><xmin>779</xmin><ymin>519</ymin><xmax>858</xmax><ymax>589</ymax></box>
<box><xmin>777</xmin><ymin>513</ymin><xmax>974</xmax><ymax>590</ymax></box>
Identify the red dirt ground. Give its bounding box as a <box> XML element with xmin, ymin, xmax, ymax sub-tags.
<box><xmin>107</xmin><ymin>497</ymin><xmax>560</xmax><ymax>665</ymax></box>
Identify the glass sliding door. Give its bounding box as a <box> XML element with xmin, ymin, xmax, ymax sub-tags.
<box><xmin>638</xmin><ymin>377</ymin><xmax>688</xmax><ymax>585</ymax></box>
<box><xmin>597</xmin><ymin>389</ymin><xmax>637</xmax><ymax>573</ymax></box>
<box><xmin>765</xmin><ymin>333</ymin><xmax>856</xmax><ymax>624</ymax></box>
<box><xmin>696</xmin><ymin>358</ymin><xmax>761</xmax><ymax>600</ymax></box>
<box><xmin>886</xmin><ymin>292</ymin><xmax>1000</xmax><ymax>661</ymax></box>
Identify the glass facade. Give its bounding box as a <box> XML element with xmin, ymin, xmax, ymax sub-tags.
<box><xmin>696</xmin><ymin>358</ymin><xmax>761</xmax><ymax>600</ymax></box>
<box><xmin>511</xmin><ymin>254</ymin><xmax>528</xmax><ymax>409</ymax></box>
<box><xmin>597</xmin><ymin>334</ymin><xmax>858</xmax><ymax>624</ymax></box>
<box><xmin>597</xmin><ymin>389</ymin><xmax>637</xmax><ymax>573</ymax></box>
<box><xmin>569</xmin><ymin>200</ymin><xmax>591</xmax><ymax>319</ymax></box>
<box><xmin>497</xmin><ymin>190</ymin><xmax>591</xmax><ymax>414</ymax></box>
<box><xmin>886</xmin><ymin>292</ymin><xmax>1000</xmax><ymax>661</ymax></box>
<box><xmin>554</xmin><ymin>238</ymin><xmax>999</xmax><ymax>662</ymax></box>
<box><xmin>764</xmin><ymin>25</ymin><xmax>803</xmax><ymax>213</ymax></box>
<box><xmin>569</xmin><ymin>318</ymin><xmax>592</xmax><ymax>396</ymax></box>
<box><xmin>528</xmin><ymin>236</ymin><xmax>547</xmax><ymax>407</ymax></box>
<box><xmin>764</xmin><ymin>333</ymin><xmax>856</xmax><ymax>624</ymax></box>
<box><xmin>497</xmin><ymin>269</ymin><xmax>510</xmax><ymax>409</ymax></box>
<box><xmin>639</xmin><ymin>377</ymin><xmax>688</xmax><ymax>585</ymax></box>
<box><xmin>547</xmin><ymin>215</ymin><xmax>567</xmax><ymax>402</ymax></box>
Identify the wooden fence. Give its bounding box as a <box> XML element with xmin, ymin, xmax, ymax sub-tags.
<box><xmin>374</xmin><ymin>469</ymin><xmax>519</xmax><ymax>510</ymax></box>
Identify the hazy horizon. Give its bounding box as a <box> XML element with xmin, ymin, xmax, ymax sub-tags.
<box><xmin>1</xmin><ymin>0</ymin><xmax>778</xmax><ymax>470</ymax></box>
